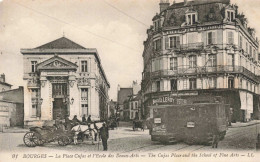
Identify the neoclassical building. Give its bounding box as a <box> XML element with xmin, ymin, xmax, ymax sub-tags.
<box><xmin>21</xmin><ymin>37</ymin><xmax>110</xmax><ymax>126</ymax></box>
<box><xmin>142</xmin><ymin>0</ymin><xmax>260</xmax><ymax>122</ymax></box>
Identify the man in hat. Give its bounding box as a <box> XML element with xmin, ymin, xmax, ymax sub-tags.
<box><xmin>99</xmin><ymin>122</ymin><xmax>109</xmax><ymax>151</ymax></box>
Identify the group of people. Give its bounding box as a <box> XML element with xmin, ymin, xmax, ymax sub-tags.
<box><xmin>55</xmin><ymin>114</ymin><xmax>109</xmax><ymax>151</ymax></box>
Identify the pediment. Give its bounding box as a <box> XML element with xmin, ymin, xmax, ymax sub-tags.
<box><xmin>37</xmin><ymin>55</ymin><xmax>78</xmax><ymax>71</ymax></box>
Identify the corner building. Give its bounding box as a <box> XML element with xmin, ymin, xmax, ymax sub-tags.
<box><xmin>21</xmin><ymin>37</ymin><xmax>110</xmax><ymax>126</ymax></box>
<box><xmin>142</xmin><ymin>0</ymin><xmax>260</xmax><ymax>122</ymax></box>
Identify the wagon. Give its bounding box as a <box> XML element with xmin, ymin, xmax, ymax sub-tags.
<box><xmin>23</xmin><ymin>126</ymin><xmax>73</xmax><ymax>147</ymax></box>
<box><xmin>133</xmin><ymin>120</ymin><xmax>144</xmax><ymax>131</ymax></box>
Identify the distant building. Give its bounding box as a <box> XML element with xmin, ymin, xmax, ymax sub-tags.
<box><xmin>117</xmin><ymin>81</ymin><xmax>141</xmax><ymax>120</ymax></box>
<box><xmin>142</xmin><ymin>0</ymin><xmax>260</xmax><ymax>121</ymax></box>
<box><xmin>0</xmin><ymin>74</ymin><xmax>12</xmax><ymax>92</ymax></box>
<box><xmin>128</xmin><ymin>91</ymin><xmax>142</xmax><ymax>120</ymax></box>
<box><xmin>21</xmin><ymin>37</ymin><xmax>110</xmax><ymax>126</ymax></box>
<box><xmin>0</xmin><ymin>87</ymin><xmax>24</xmax><ymax>128</ymax></box>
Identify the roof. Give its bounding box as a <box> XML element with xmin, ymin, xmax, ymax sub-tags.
<box><xmin>36</xmin><ymin>37</ymin><xmax>86</xmax><ymax>49</ymax></box>
<box><xmin>0</xmin><ymin>81</ymin><xmax>12</xmax><ymax>87</ymax></box>
<box><xmin>117</xmin><ymin>88</ymin><xmax>133</xmax><ymax>105</ymax></box>
<box><xmin>156</xmin><ymin>0</ymin><xmax>230</xmax><ymax>28</ymax></box>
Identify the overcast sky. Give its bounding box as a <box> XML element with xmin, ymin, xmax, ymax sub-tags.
<box><xmin>0</xmin><ymin>0</ymin><xmax>260</xmax><ymax>100</ymax></box>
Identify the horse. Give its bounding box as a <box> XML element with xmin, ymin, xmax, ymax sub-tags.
<box><xmin>71</xmin><ymin>122</ymin><xmax>104</xmax><ymax>145</ymax></box>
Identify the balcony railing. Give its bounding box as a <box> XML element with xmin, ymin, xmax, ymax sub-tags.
<box><xmin>145</xmin><ymin>65</ymin><xmax>259</xmax><ymax>82</ymax></box>
<box><xmin>179</xmin><ymin>42</ymin><xmax>204</xmax><ymax>52</ymax></box>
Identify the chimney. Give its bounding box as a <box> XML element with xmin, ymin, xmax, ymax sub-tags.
<box><xmin>159</xmin><ymin>0</ymin><xmax>170</xmax><ymax>12</ymax></box>
<box><xmin>0</xmin><ymin>73</ymin><xmax>5</xmax><ymax>83</ymax></box>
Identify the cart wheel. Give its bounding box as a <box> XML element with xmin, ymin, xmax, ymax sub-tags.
<box><xmin>58</xmin><ymin>136</ymin><xmax>70</xmax><ymax>146</ymax></box>
<box><xmin>23</xmin><ymin>132</ymin><xmax>37</xmax><ymax>147</ymax></box>
<box><xmin>32</xmin><ymin>132</ymin><xmax>44</xmax><ymax>146</ymax></box>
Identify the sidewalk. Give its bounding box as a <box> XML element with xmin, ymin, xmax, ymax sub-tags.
<box><xmin>1</xmin><ymin>127</ymin><xmax>28</xmax><ymax>133</ymax></box>
<box><xmin>229</xmin><ymin>120</ymin><xmax>260</xmax><ymax>128</ymax></box>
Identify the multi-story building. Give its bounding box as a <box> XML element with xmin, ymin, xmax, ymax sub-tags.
<box><xmin>0</xmin><ymin>74</ymin><xmax>12</xmax><ymax>92</ymax></box>
<box><xmin>21</xmin><ymin>37</ymin><xmax>110</xmax><ymax>126</ymax></box>
<box><xmin>142</xmin><ymin>0</ymin><xmax>260</xmax><ymax>122</ymax></box>
<box><xmin>117</xmin><ymin>81</ymin><xmax>141</xmax><ymax>120</ymax></box>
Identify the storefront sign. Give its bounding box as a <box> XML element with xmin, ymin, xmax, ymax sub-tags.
<box><xmin>152</xmin><ymin>96</ymin><xmax>187</xmax><ymax>105</ymax></box>
<box><xmin>171</xmin><ymin>91</ymin><xmax>198</xmax><ymax>96</ymax></box>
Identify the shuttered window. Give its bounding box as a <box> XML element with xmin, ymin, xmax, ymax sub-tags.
<box><xmin>208</xmin><ymin>32</ymin><xmax>216</xmax><ymax>45</ymax></box>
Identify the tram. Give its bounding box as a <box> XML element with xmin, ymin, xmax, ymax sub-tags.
<box><xmin>149</xmin><ymin>95</ymin><xmax>230</xmax><ymax>145</ymax></box>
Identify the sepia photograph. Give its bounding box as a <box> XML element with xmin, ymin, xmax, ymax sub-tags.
<box><xmin>0</xmin><ymin>0</ymin><xmax>260</xmax><ymax>162</ymax></box>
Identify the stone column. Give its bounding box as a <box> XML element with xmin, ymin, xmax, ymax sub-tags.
<box><xmin>40</xmin><ymin>79</ymin><xmax>52</xmax><ymax>120</ymax></box>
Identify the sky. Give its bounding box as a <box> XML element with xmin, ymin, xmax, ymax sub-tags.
<box><xmin>0</xmin><ymin>0</ymin><xmax>260</xmax><ymax>101</ymax></box>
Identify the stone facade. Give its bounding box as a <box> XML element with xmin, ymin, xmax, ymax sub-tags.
<box><xmin>142</xmin><ymin>0</ymin><xmax>260</xmax><ymax>121</ymax></box>
<box><xmin>21</xmin><ymin>37</ymin><xmax>110</xmax><ymax>126</ymax></box>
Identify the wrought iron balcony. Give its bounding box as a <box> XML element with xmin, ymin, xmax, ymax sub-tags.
<box><xmin>179</xmin><ymin>42</ymin><xmax>204</xmax><ymax>52</ymax></box>
<box><xmin>148</xmin><ymin>65</ymin><xmax>259</xmax><ymax>82</ymax></box>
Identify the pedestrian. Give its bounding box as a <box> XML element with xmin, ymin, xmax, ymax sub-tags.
<box><xmin>99</xmin><ymin>122</ymin><xmax>109</xmax><ymax>151</ymax></box>
<box><xmin>87</xmin><ymin>115</ymin><xmax>92</xmax><ymax>123</ymax></box>
<box><xmin>65</xmin><ymin>115</ymin><xmax>74</xmax><ymax>130</ymax></box>
<box><xmin>72</xmin><ymin>115</ymin><xmax>80</xmax><ymax>125</ymax></box>
<box><xmin>212</xmin><ymin>124</ymin><xmax>220</xmax><ymax>148</ymax></box>
<box><xmin>82</xmin><ymin>114</ymin><xmax>87</xmax><ymax>124</ymax></box>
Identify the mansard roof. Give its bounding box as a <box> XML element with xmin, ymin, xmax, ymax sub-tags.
<box><xmin>161</xmin><ymin>0</ymin><xmax>230</xmax><ymax>28</ymax></box>
<box><xmin>36</xmin><ymin>54</ymin><xmax>78</xmax><ymax>71</ymax></box>
<box><xmin>36</xmin><ymin>37</ymin><xmax>86</xmax><ymax>49</ymax></box>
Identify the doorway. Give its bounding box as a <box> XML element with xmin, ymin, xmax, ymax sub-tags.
<box><xmin>53</xmin><ymin>98</ymin><xmax>68</xmax><ymax>120</ymax></box>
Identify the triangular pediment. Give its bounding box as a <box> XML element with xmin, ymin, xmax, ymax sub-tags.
<box><xmin>37</xmin><ymin>55</ymin><xmax>78</xmax><ymax>71</ymax></box>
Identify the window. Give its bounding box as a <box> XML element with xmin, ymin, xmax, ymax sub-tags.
<box><xmin>156</xmin><ymin>81</ymin><xmax>160</xmax><ymax>92</ymax></box>
<box><xmin>81</xmin><ymin>88</ymin><xmax>88</xmax><ymax>101</ymax></box>
<box><xmin>239</xmin><ymin>35</ymin><xmax>243</xmax><ymax>48</ymax></box>
<box><xmin>81</xmin><ymin>104</ymin><xmax>88</xmax><ymax>116</ymax></box>
<box><xmin>226</xmin><ymin>10</ymin><xmax>235</xmax><ymax>21</ymax></box>
<box><xmin>208</xmin><ymin>54</ymin><xmax>216</xmax><ymax>67</ymax></box>
<box><xmin>154</xmin><ymin>39</ymin><xmax>162</xmax><ymax>51</ymax></box>
<box><xmin>31</xmin><ymin>89</ymin><xmax>39</xmax><ymax>117</ymax></box>
<box><xmin>189</xmin><ymin>55</ymin><xmax>197</xmax><ymax>68</ymax></box>
<box><xmin>209</xmin><ymin>77</ymin><xmax>216</xmax><ymax>88</ymax></box>
<box><xmin>81</xmin><ymin>61</ymin><xmax>88</xmax><ymax>72</ymax></box>
<box><xmin>228</xmin><ymin>77</ymin><xmax>234</xmax><ymax>89</ymax></box>
<box><xmin>208</xmin><ymin>32</ymin><xmax>216</xmax><ymax>45</ymax></box>
<box><xmin>170</xmin><ymin>57</ymin><xmax>177</xmax><ymax>70</ymax></box>
<box><xmin>250</xmin><ymin>46</ymin><xmax>252</xmax><ymax>57</ymax></box>
<box><xmin>169</xmin><ymin>36</ymin><xmax>180</xmax><ymax>49</ymax></box>
<box><xmin>228</xmin><ymin>32</ymin><xmax>234</xmax><ymax>44</ymax></box>
<box><xmin>246</xmin><ymin>42</ymin><xmax>248</xmax><ymax>54</ymax></box>
<box><xmin>189</xmin><ymin>78</ymin><xmax>197</xmax><ymax>90</ymax></box>
<box><xmin>186</xmin><ymin>13</ymin><xmax>197</xmax><ymax>25</ymax></box>
<box><xmin>52</xmin><ymin>83</ymin><xmax>67</xmax><ymax>98</ymax></box>
<box><xmin>171</xmin><ymin>79</ymin><xmax>178</xmax><ymax>91</ymax></box>
<box><xmin>31</xmin><ymin>61</ymin><xmax>37</xmax><ymax>73</ymax></box>
<box><xmin>228</xmin><ymin>54</ymin><xmax>234</xmax><ymax>66</ymax></box>
<box><xmin>135</xmin><ymin>102</ymin><xmax>138</xmax><ymax>109</ymax></box>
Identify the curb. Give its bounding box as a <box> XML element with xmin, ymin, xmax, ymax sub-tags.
<box><xmin>229</xmin><ymin>122</ymin><xmax>260</xmax><ymax>128</ymax></box>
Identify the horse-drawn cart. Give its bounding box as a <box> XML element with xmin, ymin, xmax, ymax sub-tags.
<box><xmin>23</xmin><ymin>126</ymin><xmax>73</xmax><ymax>147</ymax></box>
<box><xmin>133</xmin><ymin>120</ymin><xmax>144</xmax><ymax>131</ymax></box>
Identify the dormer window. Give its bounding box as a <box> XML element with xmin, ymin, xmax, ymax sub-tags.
<box><xmin>225</xmin><ymin>5</ymin><xmax>236</xmax><ymax>22</ymax></box>
<box><xmin>153</xmin><ymin>19</ymin><xmax>161</xmax><ymax>31</ymax></box>
<box><xmin>185</xmin><ymin>9</ymin><xmax>198</xmax><ymax>25</ymax></box>
<box><xmin>226</xmin><ymin>10</ymin><xmax>235</xmax><ymax>21</ymax></box>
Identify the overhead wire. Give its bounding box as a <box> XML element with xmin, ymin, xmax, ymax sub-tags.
<box><xmin>12</xmin><ymin>1</ymin><xmax>143</xmax><ymax>53</ymax></box>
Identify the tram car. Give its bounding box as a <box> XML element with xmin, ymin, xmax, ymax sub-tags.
<box><xmin>149</xmin><ymin>95</ymin><xmax>230</xmax><ymax>145</ymax></box>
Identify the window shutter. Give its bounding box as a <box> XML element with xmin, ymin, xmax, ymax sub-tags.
<box><xmin>176</xmin><ymin>36</ymin><xmax>180</xmax><ymax>48</ymax></box>
<box><xmin>212</xmin><ymin>32</ymin><xmax>216</xmax><ymax>44</ymax></box>
<box><xmin>202</xmin><ymin>32</ymin><xmax>207</xmax><ymax>45</ymax></box>
<box><xmin>165</xmin><ymin>36</ymin><xmax>169</xmax><ymax>49</ymax></box>
<box><xmin>160</xmin><ymin>81</ymin><xmax>164</xmax><ymax>91</ymax></box>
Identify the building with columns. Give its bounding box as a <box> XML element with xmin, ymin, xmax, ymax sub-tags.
<box><xmin>142</xmin><ymin>0</ymin><xmax>260</xmax><ymax>122</ymax></box>
<box><xmin>21</xmin><ymin>37</ymin><xmax>110</xmax><ymax>126</ymax></box>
